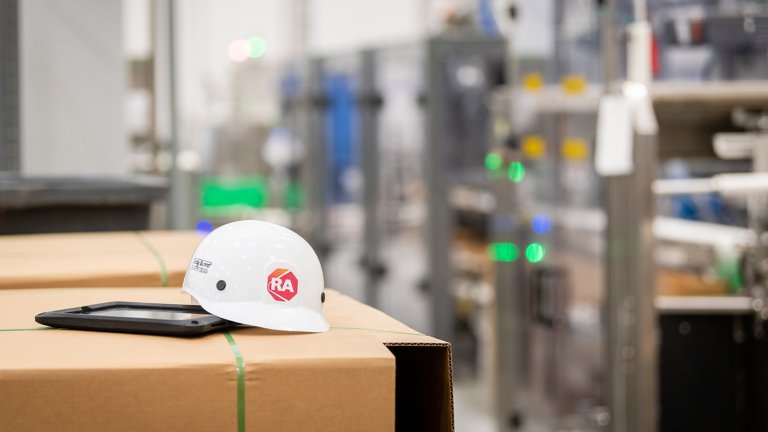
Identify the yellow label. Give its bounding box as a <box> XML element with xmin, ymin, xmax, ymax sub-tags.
<box><xmin>561</xmin><ymin>75</ymin><xmax>587</xmax><ymax>95</ymax></box>
<box><xmin>561</xmin><ymin>138</ymin><xmax>589</xmax><ymax>161</ymax></box>
<box><xmin>522</xmin><ymin>73</ymin><xmax>544</xmax><ymax>92</ymax></box>
<box><xmin>522</xmin><ymin>135</ymin><xmax>546</xmax><ymax>159</ymax></box>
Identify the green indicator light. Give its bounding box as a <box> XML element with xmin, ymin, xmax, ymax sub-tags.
<box><xmin>489</xmin><ymin>242</ymin><xmax>519</xmax><ymax>262</ymax></box>
<box><xmin>714</xmin><ymin>253</ymin><xmax>743</xmax><ymax>292</ymax></box>
<box><xmin>485</xmin><ymin>152</ymin><xmax>503</xmax><ymax>171</ymax></box>
<box><xmin>525</xmin><ymin>243</ymin><xmax>546</xmax><ymax>263</ymax></box>
<box><xmin>508</xmin><ymin>161</ymin><xmax>525</xmax><ymax>183</ymax></box>
<box><xmin>200</xmin><ymin>176</ymin><xmax>268</xmax><ymax>209</ymax></box>
<box><xmin>248</xmin><ymin>36</ymin><xmax>267</xmax><ymax>59</ymax></box>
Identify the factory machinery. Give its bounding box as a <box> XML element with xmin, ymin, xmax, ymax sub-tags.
<box><xmin>490</xmin><ymin>1</ymin><xmax>768</xmax><ymax>431</ymax></box>
<box><xmin>280</xmin><ymin>34</ymin><xmax>506</xmax><ymax>365</ymax></box>
<box><xmin>280</xmin><ymin>1</ymin><xmax>768</xmax><ymax>431</ymax></box>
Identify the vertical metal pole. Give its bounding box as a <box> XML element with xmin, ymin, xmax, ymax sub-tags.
<box><xmin>495</xmin><ymin>5</ymin><xmax>522</xmax><ymax>427</ymax></box>
<box><xmin>493</xmin><ymin>163</ymin><xmax>527</xmax><ymax>430</ymax></box>
<box><xmin>747</xmin><ymin>140</ymin><xmax>768</xmax><ymax>333</ymax></box>
<box><xmin>635</xmin><ymin>135</ymin><xmax>658</xmax><ymax>432</ymax></box>
<box><xmin>551</xmin><ymin>0</ymin><xmax>564</xmax><ymax>84</ymax></box>
<box><xmin>0</xmin><ymin>0</ymin><xmax>20</xmax><ymax>172</ymax></box>
<box><xmin>425</xmin><ymin>39</ymin><xmax>455</xmax><ymax>342</ymax></box>
<box><xmin>602</xmin><ymin>0</ymin><xmax>658</xmax><ymax>430</ymax></box>
<box><xmin>291</xmin><ymin>0</ymin><xmax>308</xmax><ymax>60</ymax></box>
<box><xmin>155</xmin><ymin>0</ymin><xmax>185</xmax><ymax>229</ymax></box>
<box><xmin>306</xmin><ymin>58</ymin><xmax>329</xmax><ymax>260</ymax></box>
<box><xmin>147</xmin><ymin>3</ymin><xmax>159</xmax><ymax>170</ymax></box>
<box><xmin>167</xmin><ymin>0</ymin><xmax>185</xmax><ymax>229</ymax></box>
<box><xmin>604</xmin><ymin>132</ymin><xmax>657</xmax><ymax>432</ymax></box>
<box><xmin>600</xmin><ymin>0</ymin><xmax>620</xmax><ymax>92</ymax></box>
<box><xmin>360</xmin><ymin>50</ymin><xmax>381</xmax><ymax>306</ymax></box>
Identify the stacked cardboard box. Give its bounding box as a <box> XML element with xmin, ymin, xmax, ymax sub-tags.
<box><xmin>0</xmin><ymin>288</ymin><xmax>453</xmax><ymax>431</ymax></box>
<box><xmin>0</xmin><ymin>231</ymin><xmax>204</xmax><ymax>288</ymax></box>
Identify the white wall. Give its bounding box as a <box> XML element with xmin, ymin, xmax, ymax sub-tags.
<box><xmin>173</xmin><ymin>0</ymin><xmax>430</xmax><ymax>129</ymax></box>
<box><xmin>175</xmin><ymin>0</ymin><xmax>289</xmax><ymax>127</ymax></box>
<box><xmin>123</xmin><ymin>0</ymin><xmax>151</xmax><ymax>60</ymax></box>
<box><xmin>16</xmin><ymin>0</ymin><xmax>441</xmax><ymax>176</ymax></box>
<box><xmin>20</xmin><ymin>0</ymin><xmax>127</xmax><ymax>176</ymax></box>
<box><xmin>306</xmin><ymin>0</ymin><xmax>427</xmax><ymax>55</ymax></box>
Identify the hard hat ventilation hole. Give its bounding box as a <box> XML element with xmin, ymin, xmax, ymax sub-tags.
<box><xmin>321</xmin><ymin>292</ymin><xmax>326</xmax><ymax>303</ymax></box>
<box><xmin>216</xmin><ymin>280</ymin><xmax>227</xmax><ymax>291</ymax></box>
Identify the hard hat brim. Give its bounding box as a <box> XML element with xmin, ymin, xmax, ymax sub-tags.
<box><xmin>185</xmin><ymin>290</ymin><xmax>330</xmax><ymax>333</ymax></box>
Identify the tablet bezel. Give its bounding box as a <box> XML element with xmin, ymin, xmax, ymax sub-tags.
<box><xmin>35</xmin><ymin>301</ymin><xmax>237</xmax><ymax>336</ymax></box>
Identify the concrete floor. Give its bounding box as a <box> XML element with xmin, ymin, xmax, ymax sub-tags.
<box><xmin>454</xmin><ymin>376</ymin><xmax>496</xmax><ymax>432</ymax></box>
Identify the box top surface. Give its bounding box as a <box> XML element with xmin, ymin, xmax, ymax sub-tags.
<box><xmin>0</xmin><ymin>288</ymin><xmax>446</xmax><ymax>363</ymax></box>
<box><xmin>0</xmin><ymin>288</ymin><xmax>391</xmax><ymax>369</ymax></box>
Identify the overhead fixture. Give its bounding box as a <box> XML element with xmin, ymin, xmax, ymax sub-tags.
<box><xmin>228</xmin><ymin>38</ymin><xmax>251</xmax><ymax>62</ymax></box>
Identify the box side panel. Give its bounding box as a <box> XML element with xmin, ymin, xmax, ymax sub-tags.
<box><xmin>247</xmin><ymin>359</ymin><xmax>394</xmax><ymax>431</ymax></box>
<box><xmin>235</xmin><ymin>329</ymin><xmax>396</xmax><ymax>432</ymax></box>
<box><xmin>0</xmin><ymin>365</ymin><xmax>234</xmax><ymax>432</ymax></box>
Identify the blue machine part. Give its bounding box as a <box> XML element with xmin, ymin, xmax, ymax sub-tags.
<box><xmin>195</xmin><ymin>219</ymin><xmax>214</xmax><ymax>235</ymax></box>
<box><xmin>324</xmin><ymin>74</ymin><xmax>360</xmax><ymax>203</ymax></box>
<box><xmin>663</xmin><ymin>159</ymin><xmax>735</xmax><ymax>224</ymax></box>
<box><xmin>531</xmin><ymin>214</ymin><xmax>553</xmax><ymax>235</ymax></box>
<box><xmin>280</xmin><ymin>72</ymin><xmax>301</xmax><ymax>100</ymax></box>
<box><xmin>478</xmin><ymin>0</ymin><xmax>500</xmax><ymax>37</ymax></box>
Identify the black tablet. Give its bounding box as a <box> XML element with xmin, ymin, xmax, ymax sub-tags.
<box><xmin>35</xmin><ymin>302</ymin><xmax>237</xmax><ymax>337</ymax></box>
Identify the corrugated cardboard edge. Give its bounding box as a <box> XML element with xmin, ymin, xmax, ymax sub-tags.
<box><xmin>322</xmin><ymin>291</ymin><xmax>455</xmax><ymax>431</ymax></box>
<box><xmin>384</xmin><ymin>342</ymin><xmax>455</xmax><ymax>432</ymax></box>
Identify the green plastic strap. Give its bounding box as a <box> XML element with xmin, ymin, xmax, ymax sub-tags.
<box><xmin>133</xmin><ymin>231</ymin><xmax>169</xmax><ymax>287</ymax></box>
<box><xmin>224</xmin><ymin>331</ymin><xmax>245</xmax><ymax>432</ymax></box>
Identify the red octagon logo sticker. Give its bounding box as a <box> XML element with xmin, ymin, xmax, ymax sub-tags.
<box><xmin>267</xmin><ymin>268</ymin><xmax>299</xmax><ymax>302</ymax></box>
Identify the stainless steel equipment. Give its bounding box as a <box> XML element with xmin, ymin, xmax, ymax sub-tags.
<box><xmin>287</xmin><ymin>36</ymin><xmax>506</xmax><ymax>349</ymax></box>
<box><xmin>492</xmin><ymin>1</ymin><xmax>768</xmax><ymax>430</ymax></box>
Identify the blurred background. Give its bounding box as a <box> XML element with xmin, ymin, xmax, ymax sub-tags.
<box><xmin>3</xmin><ymin>0</ymin><xmax>768</xmax><ymax>430</ymax></box>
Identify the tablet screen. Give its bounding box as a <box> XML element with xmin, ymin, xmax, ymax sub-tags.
<box><xmin>84</xmin><ymin>308</ymin><xmax>211</xmax><ymax>321</ymax></box>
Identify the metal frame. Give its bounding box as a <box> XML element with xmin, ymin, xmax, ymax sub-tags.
<box><xmin>300</xmin><ymin>37</ymin><xmax>504</xmax><ymax>339</ymax></box>
<box><xmin>359</xmin><ymin>49</ymin><xmax>382</xmax><ymax>306</ymax></box>
<box><xmin>601</xmin><ymin>1</ymin><xmax>658</xmax><ymax>429</ymax></box>
<box><xmin>604</xmin><ymin>132</ymin><xmax>658</xmax><ymax>432</ymax></box>
<box><xmin>424</xmin><ymin>38</ymin><xmax>454</xmax><ymax>343</ymax></box>
<box><xmin>491</xmin><ymin>142</ymin><xmax>526</xmax><ymax>431</ymax></box>
<box><xmin>425</xmin><ymin>35</ymin><xmax>506</xmax><ymax>342</ymax></box>
<box><xmin>306</xmin><ymin>58</ymin><xmax>330</xmax><ymax>259</ymax></box>
<box><xmin>0</xmin><ymin>0</ymin><xmax>20</xmax><ymax>172</ymax></box>
<box><xmin>493</xmin><ymin>2</ymin><xmax>659</xmax><ymax>429</ymax></box>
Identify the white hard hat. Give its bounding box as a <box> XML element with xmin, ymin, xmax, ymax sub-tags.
<box><xmin>182</xmin><ymin>220</ymin><xmax>329</xmax><ymax>333</ymax></box>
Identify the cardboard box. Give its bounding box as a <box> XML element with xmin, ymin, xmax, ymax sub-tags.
<box><xmin>0</xmin><ymin>288</ymin><xmax>453</xmax><ymax>431</ymax></box>
<box><xmin>657</xmin><ymin>269</ymin><xmax>729</xmax><ymax>296</ymax></box>
<box><xmin>0</xmin><ymin>231</ymin><xmax>204</xmax><ymax>288</ymax></box>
